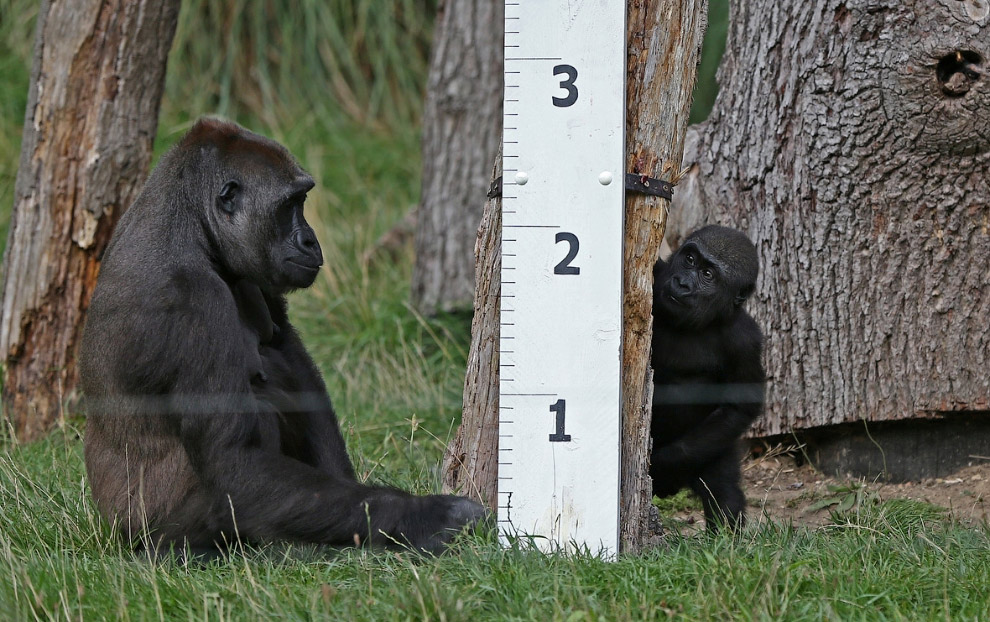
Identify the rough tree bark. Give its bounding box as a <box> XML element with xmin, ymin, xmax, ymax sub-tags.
<box><xmin>667</xmin><ymin>0</ymin><xmax>990</xmax><ymax>475</ymax></box>
<box><xmin>618</xmin><ymin>0</ymin><xmax>708</xmax><ymax>553</ymax></box>
<box><xmin>441</xmin><ymin>154</ymin><xmax>501</xmax><ymax>509</ymax></box>
<box><xmin>411</xmin><ymin>0</ymin><xmax>504</xmax><ymax>315</ymax></box>
<box><xmin>0</xmin><ymin>0</ymin><xmax>180</xmax><ymax>440</ymax></box>
<box><xmin>442</xmin><ymin>1</ymin><xmax>708</xmax><ymax>553</ymax></box>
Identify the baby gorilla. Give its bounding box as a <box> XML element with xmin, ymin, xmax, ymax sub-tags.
<box><xmin>81</xmin><ymin>118</ymin><xmax>485</xmax><ymax>557</ymax></box>
<box><xmin>650</xmin><ymin>225</ymin><xmax>765</xmax><ymax>532</ymax></box>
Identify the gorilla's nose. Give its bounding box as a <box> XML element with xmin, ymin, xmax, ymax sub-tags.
<box><xmin>294</xmin><ymin>229</ymin><xmax>318</xmax><ymax>250</ymax></box>
<box><xmin>292</xmin><ymin>229</ymin><xmax>323</xmax><ymax>267</ymax></box>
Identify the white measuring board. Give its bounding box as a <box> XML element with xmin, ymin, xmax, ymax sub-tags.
<box><xmin>498</xmin><ymin>0</ymin><xmax>626</xmax><ymax>556</ymax></box>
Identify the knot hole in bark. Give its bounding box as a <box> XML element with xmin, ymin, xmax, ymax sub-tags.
<box><xmin>936</xmin><ymin>50</ymin><xmax>983</xmax><ymax>97</ymax></box>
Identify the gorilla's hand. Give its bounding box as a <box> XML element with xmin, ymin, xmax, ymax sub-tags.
<box><xmin>397</xmin><ymin>495</ymin><xmax>490</xmax><ymax>555</ymax></box>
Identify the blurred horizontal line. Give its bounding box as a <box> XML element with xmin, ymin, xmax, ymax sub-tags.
<box><xmin>81</xmin><ymin>391</ymin><xmax>331</xmax><ymax>416</ymax></box>
<box><xmin>652</xmin><ymin>383</ymin><xmax>765</xmax><ymax>406</ymax></box>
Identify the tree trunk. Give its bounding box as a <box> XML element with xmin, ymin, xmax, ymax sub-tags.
<box><xmin>441</xmin><ymin>152</ymin><xmax>501</xmax><ymax>509</ymax></box>
<box><xmin>411</xmin><ymin>0</ymin><xmax>503</xmax><ymax>315</ymax></box>
<box><xmin>667</xmin><ymin>1</ymin><xmax>990</xmax><ymax>440</ymax></box>
<box><xmin>619</xmin><ymin>0</ymin><xmax>708</xmax><ymax>554</ymax></box>
<box><xmin>0</xmin><ymin>0</ymin><xmax>180</xmax><ymax>440</ymax></box>
<box><xmin>442</xmin><ymin>0</ymin><xmax>708</xmax><ymax>554</ymax></box>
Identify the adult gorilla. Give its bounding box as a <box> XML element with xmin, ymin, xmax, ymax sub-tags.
<box><xmin>81</xmin><ymin>118</ymin><xmax>485</xmax><ymax>556</ymax></box>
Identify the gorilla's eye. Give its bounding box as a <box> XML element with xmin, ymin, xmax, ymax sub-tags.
<box><xmin>275</xmin><ymin>199</ymin><xmax>301</xmax><ymax>234</ymax></box>
<box><xmin>217</xmin><ymin>181</ymin><xmax>240</xmax><ymax>214</ymax></box>
<box><xmin>684</xmin><ymin>252</ymin><xmax>696</xmax><ymax>266</ymax></box>
<box><xmin>701</xmin><ymin>268</ymin><xmax>715</xmax><ymax>282</ymax></box>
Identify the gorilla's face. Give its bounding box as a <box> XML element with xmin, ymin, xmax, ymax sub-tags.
<box><xmin>656</xmin><ymin>230</ymin><xmax>757</xmax><ymax>330</ymax></box>
<box><xmin>268</xmin><ymin>181</ymin><xmax>323</xmax><ymax>290</ymax></box>
<box><xmin>208</xmin><ymin>149</ymin><xmax>323</xmax><ymax>293</ymax></box>
<box><xmin>657</xmin><ymin>242</ymin><xmax>732</xmax><ymax>329</ymax></box>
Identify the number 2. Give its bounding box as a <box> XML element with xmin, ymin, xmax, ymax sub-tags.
<box><xmin>552</xmin><ymin>64</ymin><xmax>578</xmax><ymax>107</ymax></box>
<box><xmin>554</xmin><ymin>232</ymin><xmax>580</xmax><ymax>275</ymax></box>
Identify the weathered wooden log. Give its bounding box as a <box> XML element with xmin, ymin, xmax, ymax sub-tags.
<box><xmin>0</xmin><ymin>0</ymin><xmax>180</xmax><ymax>440</ymax></box>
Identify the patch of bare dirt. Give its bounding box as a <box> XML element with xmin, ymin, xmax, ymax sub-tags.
<box><xmin>661</xmin><ymin>446</ymin><xmax>990</xmax><ymax>534</ymax></box>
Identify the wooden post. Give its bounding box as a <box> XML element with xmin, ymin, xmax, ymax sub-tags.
<box><xmin>441</xmin><ymin>153</ymin><xmax>502</xmax><ymax>510</ymax></box>
<box><xmin>442</xmin><ymin>0</ymin><xmax>707</xmax><ymax>552</ymax></box>
<box><xmin>0</xmin><ymin>0</ymin><xmax>180</xmax><ymax>440</ymax></box>
<box><xmin>619</xmin><ymin>0</ymin><xmax>709</xmax><ymax>553</ymax></box>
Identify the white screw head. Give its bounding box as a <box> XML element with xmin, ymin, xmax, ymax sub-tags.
<box><xmin>515</xmin><ymin>171</ymin><xmax>529</xmax><ymax>185</ymax></box>
<box><xmin>598</xmin><ymin>171</ymin><xmax>613</xmax><ymax>186</ymax></box>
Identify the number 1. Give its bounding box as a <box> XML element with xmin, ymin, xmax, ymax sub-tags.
<box><xmin>549</xmin><ymin>399</ymin><xmax>571</xmax><ymax>442</ymax></box>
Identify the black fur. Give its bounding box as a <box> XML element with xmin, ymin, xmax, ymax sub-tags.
<box><xmin>80</xmin><ymin>118</ymin><xmax>485</xmax><ymax>556</ymax></box>
<box><xmin>650</xmin><ymin>225</ymin><xmax>765</xmax><ymax>532</ymax></box>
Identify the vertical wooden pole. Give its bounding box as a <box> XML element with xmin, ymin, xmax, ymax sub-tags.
<box><xmin>442</xmin><ymin>0</ymin><xmax>708</xmax><ymax>553</ymax></box>
<box><xmin>619</xmin><ymin>0</ymin><xmax>709</xmax><ymax>553</ymax></box>
<box><xmin>441</xmin><ymin>153</ymin><xmax>502</xmax><ymax>509</ymax></box>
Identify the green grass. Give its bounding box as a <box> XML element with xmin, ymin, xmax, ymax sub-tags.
<box><xmin>3</xmin><ymin>1</ymin><xmax>990</xmax><ymax>620</ymax></box>
<box><xmin>0</xmin><ymin>0</ymin><xmax>34</xmax><ymax>243</ymax></box>
<box><xmin>164</xmin><ymin>0</ymin><xmax>437</xmax><ymax>129</ymax></box>
<box><xmin>4</xmin><ymin>432</ymin><xmax>990</xmax><ymax>620</ymax></box>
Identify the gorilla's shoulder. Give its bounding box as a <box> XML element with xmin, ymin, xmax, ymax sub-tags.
<box><xmin>725</xmin><ymin>311</ymin><xmax>763</xmax><ymax>355</ymax></box>
<box><xmin>95</xmin><ymin>264</ymin><xmax>236</xmax><ymax>338</ymax></box>
<box><xmin>157</xmin><ymin>267</ymin><xmax>237</xmax><ymax>318</ymax></box>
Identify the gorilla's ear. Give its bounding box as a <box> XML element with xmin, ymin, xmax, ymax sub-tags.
<box><xmin>217</xmin><ymin>181</ymin><xmax>240</xmax><ymax>214</ymax></box>
<box><xmin>734</xmin><ymin>283</ymin><xmax>755</xmax><ymax>306</ymax></box>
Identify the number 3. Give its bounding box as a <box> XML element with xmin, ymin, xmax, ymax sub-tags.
<box><xmin>552</xmin><ymin>64</ymin><xmax>578</xmax><ymax>107</ymax></box>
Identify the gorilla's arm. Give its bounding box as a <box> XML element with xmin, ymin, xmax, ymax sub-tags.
<box><xmin>650</xmin><ymin>406</ymin><xmax>755</xmax><ymax>471</ymax></box>
<box><xmin>173</xmin><ymin>279</ymin><xmax>476</xmax><ymax>550</ymax></box>
<box><xmin>261</xmin><ymin>323</ymin><xmax>358</xmax><ymax>478</ymax></box>
<box><xmin>231</xmin><ymin>279</ymin><xmax>355</xmax><ymax>476</ymax></box>
<box><xmin>232</xmin><ymin>280</ymin><xmax>275</xmax><ymax>343</ymax></box>
<box><xmin>240</xmin><ymin>285</ymin><xmax>358</xmax><ymax>478</ymax></box>
<box><xmin>651</xmin><ymin>322</ymin><xmax>764</xmax><ymax>472</ymax></box>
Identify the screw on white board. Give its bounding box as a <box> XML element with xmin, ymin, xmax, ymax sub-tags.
<box><xmin>498</xmin><ymin>0</ymin><xmax>626</xmax><ymax>556</ymax></box>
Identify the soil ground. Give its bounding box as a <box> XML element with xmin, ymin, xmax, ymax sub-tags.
<box><xmin>659</xmin><ymin>445</ymin><xmax>990</xmax><ymax>535</ymax></box>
